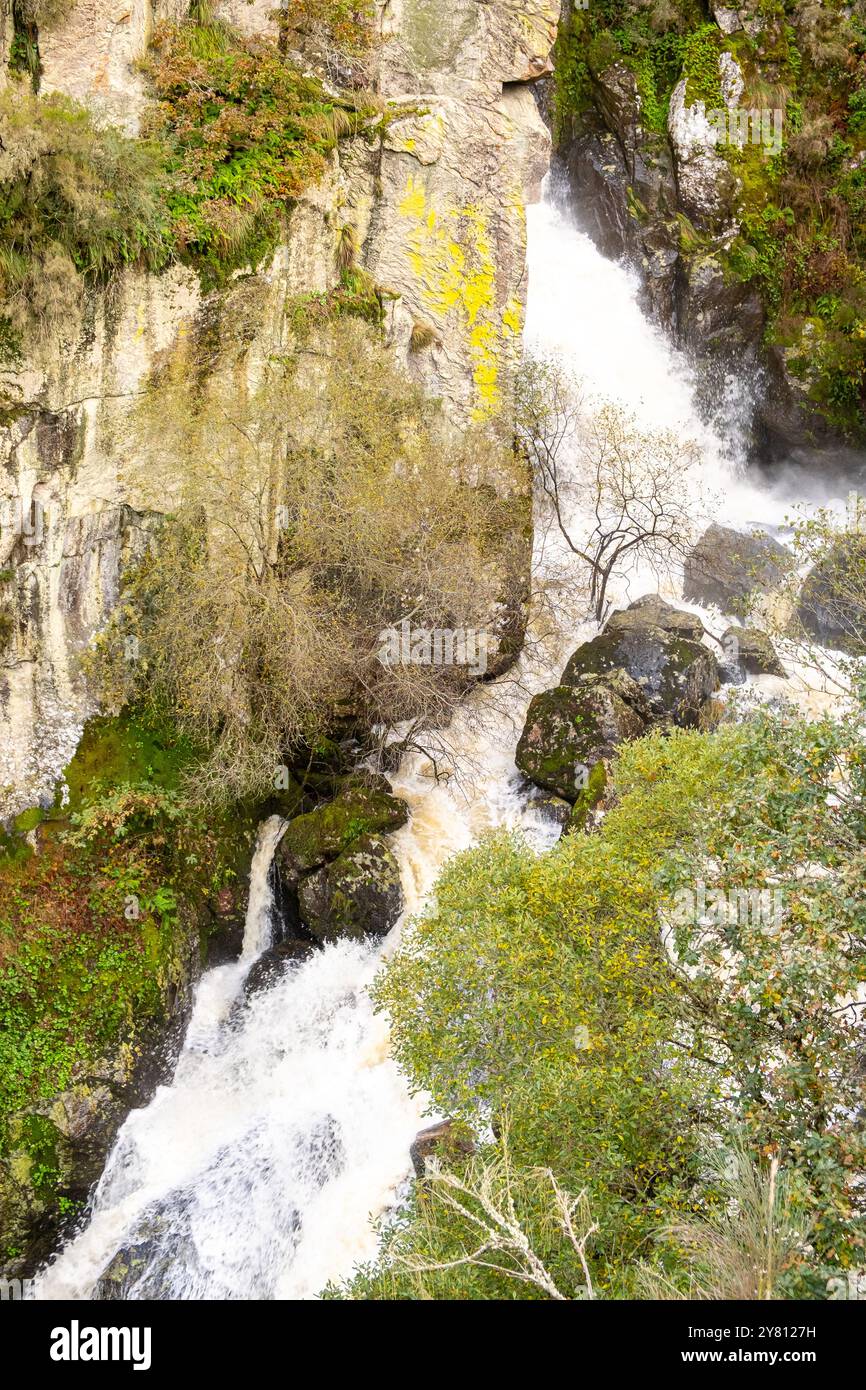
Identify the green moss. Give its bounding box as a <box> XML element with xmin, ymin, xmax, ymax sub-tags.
<box><xmin>568</xmin><ymin>759</ymin><xmax>608</xmax><ymax>833</ymax></box>
<box><xmin>682</xmin><ymin>24</ymin><xmax>723</xmax><ymax>109</ymax></box>
<box><xmin>279</xmin><ymin>779</ymin><xmax>408</xmax><ymax>874</ymax></box>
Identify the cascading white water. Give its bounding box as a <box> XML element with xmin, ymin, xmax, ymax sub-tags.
<box><xmin>37</xmin><ymin>172</ymin><xmax>837</xmax><ymax>1302</ymax></box>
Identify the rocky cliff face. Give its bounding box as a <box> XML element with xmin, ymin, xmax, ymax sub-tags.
<box><xmin>0</xmin><ymin>0</ymin><xmax>553</xmax><ymax>819</ymax></box>
<box><xmin>553</xmin><ymin>0</ymin><xmax>866</xmax><ymax>457</ymax></box>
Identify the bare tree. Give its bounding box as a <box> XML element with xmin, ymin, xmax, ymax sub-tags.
<box><xmin>88</xmin><ymin>317</ymin><xmax>526</xmax><ymax>803</ymax></box>
<box><xmin>393</xmin><ymin>1136</ymin><xmax>598</xmax><ymax>1301</ymax></box>
<box><xmin>517</xmin><ymin>357</ymin><xmax>702</xmax><ymax>622</ymax></box>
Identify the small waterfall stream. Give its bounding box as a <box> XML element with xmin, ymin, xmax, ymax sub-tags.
<box><xmin>36</xmin><ymin>174</ymin><xmax>839</xmax><ymax>1301</ymax></box>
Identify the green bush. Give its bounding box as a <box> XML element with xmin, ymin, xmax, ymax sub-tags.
<box><xmin>351</xmin><ymin>697</ymin><xmax>866</xmax><ymax>1298</ymax></box>
<box><xmin>0</xmin><ymin>79</ymin><xmax>172</xmax><ymax>349</ymax></box>
<box><xmin>141</xmin><ymin>19</ymin><xmax>371</xmax><ymax>284</ymax></box>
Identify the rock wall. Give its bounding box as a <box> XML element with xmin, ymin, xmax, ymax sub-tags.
<box><xmin>0</xmin><ymin>0</ymin><xmax>553</xmax><ymax>818</ymax></box>
<box><xmin>554</xmin><ymin>0</ymin><xmax>866</xmax><ymax>456</ymax></box>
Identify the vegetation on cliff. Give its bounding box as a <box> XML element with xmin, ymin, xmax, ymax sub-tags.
<box><xmin>0</xmin><ymin>0</ymin><xmax>376</xmax><ymax>358</ymax></box>
<box><xmin>88</xmin><ymin>316</ymin><xmax>527</xmax><ymax>804</ymax></box>
<box><xmin>553</xmin><ymin>0</ymin><xmax>866</xmax><ymax>439</ymax></box>
<box><xmin>0</xmin><ymin>711</ymin><xmax>258</xmax><ymax>1267</ymax></box>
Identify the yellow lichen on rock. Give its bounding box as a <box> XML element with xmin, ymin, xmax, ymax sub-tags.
<box><xmin>399</xmin><ymin>175</ymin><xmax>508</xmax><ymax>421</ymax></box>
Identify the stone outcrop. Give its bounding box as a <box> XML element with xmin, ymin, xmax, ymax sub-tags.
<box><xmin>516</xmin><ymin>594</ymin><xmax>721</xmax><ymax>810</ymax></box>
<box><xmin>554</xmin><ymin>9</ymin><xmax>859</xmax><ymax>453</ymax></box>
<box><xmin>720</xmin><ymin>624</ymin><xmax>785</xmax><ymax>680</ymax></box>
<box><xmin>298</xmin><ymin>832</ymin><xmax>404</xmax><ymax>943</ymax></box>
<box><xmin>795</xmin><ymin>537</ymin><xmax>866</xmax><ymax>655</ymax></box>
<box><xmin>683</xmin><ymin>523</ymin><xmax>788</xmax><ymax>615</ymax></box>
<box><xmin>0</xmin><ymin>0</ymin><xmax>553</xmax><ymax>819</ymax></box>
<box><xmin>515</xmin><ymin>678</ymin><xmax>646</xmax><ymax>802</ymax></box>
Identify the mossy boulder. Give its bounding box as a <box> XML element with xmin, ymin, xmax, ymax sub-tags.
<box><xmin>276</xmin><ymin>776</ymin><xmax>409</xmax><ymax>878</ymax></box>
<box><xmin>560</xmin><ymin>622</ymin><xmax>719</xmax><ymax>726</ymax></box>
<box><xmin>298</xmin><ymin>834</ymin><xmax>404</xmax><ymax>943</ymax></box>
<box><xmin>683</xmin><ymin>524</ymin><xmax>788</xmax><ymax>615</ymax></box>
<box><xmin>515</xmin><ymin>682</ymin><xmax>646</xmax><ymax>803</ymax></box>
<box><xmin>605</xmin><ymin>593</ymin><xmax>706</xmax><ymax>642</ymax></box>
<box><xmin>720</xmin><ymin>624</ymin><xmax>786</xmax><ymax>680</ymax></box>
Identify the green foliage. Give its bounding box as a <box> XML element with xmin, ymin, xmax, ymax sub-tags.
<box><xmin>141</xmin><ymin>19</ymin><xmax>370</xmax><ymax>284</ymax></box>
<box><xmin>550</xmin><ymin>1</ymin><xmax>866</xmax><ymax>438</ymax></box>
<box><xmin>0</xmin><ymin>79</ymin><xmax>172</xmax><ymax>349</ymax></box>
<box><xmin>356</xmin><ymin>694</ymin><xmax>866</xmax><ymax>1298</ymax></box>
<box><xmin>0</xmin><ymin>710</ymin><xmax>255</xmax><ymax>1143</ymax></box>
<box><xmin>681</xmin><ymin>24</ymin><xmax>723</xmax><ymax>107</ymax></box>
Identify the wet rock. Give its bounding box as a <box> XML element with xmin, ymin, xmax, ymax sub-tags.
<box><xmin>410</xmin><ymin>1120</ymin><xmax>475</xmax><ymax>1180</ymax></box>
<box><xmin>561</xmin><ymin>624</ymin><xmax>719</xmax><ymax>726</ymax></box>
<box><xmin>276</xmin><ymin>776</ymin><xmax>409</xmax><ymax>878</ymax></box>
<box><xmin>243</xmin><ymin>939</ymin><xmax>318</xmax><ymax>1000</ymax></box>
<box><xmin>605</xmin><ymin>593</ymin><xmax>706</xmax><ymax>642</ymax></box>
<box><xmin>720</xmin><ymin>625</ymin><xmax>786</xmax><ymax>679</ymax></box>
<box><xmin>796</xmin><ymin>537</ymin><xmax>866</xmax><ymax>654</ymax></box>
<box><xmin>515</xmin><ymin>682</ymin><xmax>646</xmax><ymax>802</ymax></box>
<box><xmin>683</xmin><ymin>523</ymin><xmax>788</xmax><ymax>615</ymax></box>
<box><xmin>298</xmin><ymin>834</ymin><xmax>404</xmax><ymax>943</ymax></box>
<box><xmin>524</xmin><ymin>788</ymin><xmax>573</xmax><ymax>829</ymax></box>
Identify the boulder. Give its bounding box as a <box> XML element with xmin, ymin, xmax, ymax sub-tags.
<box><xmin>683</xmin><ymin>523</ymin><xmax>788</xmax><ymax>614</ymax></box>
<box><xmin>560</xmin><ymin>624</ymin><xmax>719</xmax><ymax>726</ymax></box>
<box><xmin>298</xmin><ymin>834</ymin><xmax>404</xmax><ymax>944</ymax></box>
<box><xmin>242</xmin><ymin>939</ymin><xmax>318</xmax><ymax>1001</ymax></box>
<box><xmin>796</xmin><ymin>537</ymin><xmax>866</xmax><ymax>655</ymax></box>
<box><xmin>720</xmin><ymin>625</ymin><xmax>786</xmax><ymax>680</ymax></box>
<box><xmin>605</xmin><ymin>593</ymin><xmax>706</xmax><ymax>641</ymax></box>
<box><xmin>276</xmin><ymin>776</ymin><xmax>408</xmax><ymax>878</ymax></box>
<box><xmin>515</xmin><ymin>682</ymin><xmax>646</xmax><ymax>802</ymax></box>
<box><xmin>410</xmin><ymin>1120</ymin><xmax>475</xmax><ymax>1180</ymax></box>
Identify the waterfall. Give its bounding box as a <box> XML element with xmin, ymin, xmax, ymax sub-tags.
<box><xmin>36</xmin><ymin>174</ymin><xmax>830</xmax><ymax>1302</ymax></box>
<box><xmin>241</xmin><ymin>815</ymin><xmax>287</xmax><ymax>959</ymax></box>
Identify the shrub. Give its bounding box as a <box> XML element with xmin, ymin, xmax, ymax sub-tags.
<box><xmin>141</xmin><ymin>19</ymin><xmax>371</xmax><ymax>284</ymax></box>
<box><xmin>87</xmin><ymin>317</ymin><xmax>527</xmax><ymax>803</ymax></box>
<box><xmin>0</xmin><ymin>79</ymin><xmax>172</xmax><ymax>348</ymax></box>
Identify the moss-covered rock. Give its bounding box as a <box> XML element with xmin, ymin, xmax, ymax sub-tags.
<box><xmin>298</xmin><ymin>834</ymin><xmax>404</xmax><ymax>943</ymax></box>
<box><xmin>515</xmin><ymin>682</ymin><xmax>646</xmax><ymax>802</ymax></box>
<box><xmin>560</xmin><ymin>626</ymin><xmax>719</xmax><ymax>726</ymax></box>
<box><xmin>552</xmin><ymin>1</ymin><xmax>866</xmax><ymax>448</ymax></box>
<box><xmin>720</xmin><ymin>624</ymin><xmax>786</xmax><ymax>679</ymax></box>
<box><xmin>276</xmin><ymin>776</ymin><xmax>409</xmax><ymax>878</ymax></box>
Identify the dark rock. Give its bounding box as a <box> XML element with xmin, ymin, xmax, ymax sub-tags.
<box><xmin>679</xmin><ymin>252</ymin><xmax>765</xmax><ymax>362</ymax></box>
<box><xmin>410</xmin><ymin>1120</ymin><xmax>475</xmax><ymax>1180</ymax></box>
<box><xmin>720</xmin><ymin>625</ymin><xmax>786</xmax><ymax>679</ymax></box>
<box><xmin>796</xmin><ymin>537</ymin><xmax>866</xmax><ymax>654</ymax></box>
<box><xmin>243</xmin><ymin>939</ymin><xmax>318</xmax><ymax>1000</ymax></box>
<box><xmin>524</xmin><ymin>788</ymin><xmax>573</xmax><ymax>829</ymax></box>
<box><xmin>276</xmin><ymin>777</ymin><xmax>408</xmax><ymax>878</ymax></box>
<box><xmin>561</xmin><ymin>625</ymin><xmax>719</xmax><ymax>726</ymax></box>
<box><xmin>683</xmin><ymin>523</ymin><xmax>788</xmax><ymax>615</ymax></box>
<box><xmin>298</xmin><ymin>834</ymin><xmax>403</xmax><ymax>943</ymax></box>
<box><xmin>515</xmin><ymin>682</ymin><xmax>646</xmax><ymax>802</ymax></box>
